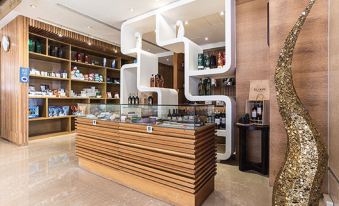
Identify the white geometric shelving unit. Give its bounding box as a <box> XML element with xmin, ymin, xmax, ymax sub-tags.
<box><xmin>120</xmin><ymin>0</ymin><xmax>236</xmax><ymax>160</ymax></box>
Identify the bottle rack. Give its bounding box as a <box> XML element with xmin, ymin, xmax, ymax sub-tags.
<box><xmin>120</xmin><ymin>0</ymin><xmax>236</xmax><ymax>160</ymax></box>
<box><xmin>28</xmin><ymin>32</ymin><xmax>131</xmax><ymax>139</ymax></box>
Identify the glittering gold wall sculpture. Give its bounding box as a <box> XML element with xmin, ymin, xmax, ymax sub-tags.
<box><xmin>273</xmin><ymin>0</ymin><xmax>328</xmax><ymax>205</ymax></box>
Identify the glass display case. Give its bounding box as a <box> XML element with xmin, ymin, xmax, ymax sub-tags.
<box><xmin>77</xmin><ymin>104</ymin><xmax>217</xmax><ymax>130</ymax></box>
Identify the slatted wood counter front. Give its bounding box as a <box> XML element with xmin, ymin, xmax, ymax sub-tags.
<box><xmin>75</xmin><ymin>118</ymin><xmax>216</xmax><ymax>206</ymax></box>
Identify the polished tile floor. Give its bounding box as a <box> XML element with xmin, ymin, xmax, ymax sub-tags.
<box><xmin>0</xmin><ymin>135</ymin><xmax>272</xmax><ymax>206</ymax></box>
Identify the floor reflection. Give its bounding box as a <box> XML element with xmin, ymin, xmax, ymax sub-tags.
<box><xmin>0</xmin><ymin>135</ymin><xmax>272</xmax><ymax>206</ymax></box>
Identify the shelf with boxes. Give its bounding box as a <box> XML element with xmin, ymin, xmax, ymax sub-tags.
<box><xmin>27</xmin><ymin>30</ymin><xmax>130</xmax><ymax>139</ymax></box>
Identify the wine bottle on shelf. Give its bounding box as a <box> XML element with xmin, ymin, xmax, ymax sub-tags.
<box><xmin>204</xmin><ymin>53</ymin><xmax>211</xmax><ymax>69</ymax></box>
<box><xmin>210</xmin><ymin>54</ymin><xmax>217</xmax><ymax>69</ymax></box>
<box><xmin>177</xmin><ymin>110</ymin><xmax>183</xmax><ymax>122</ymax></box>
<box><xmin>198</xmin><ymin>53</ymin><xmax>204</xmax><ymax>70</ymax></box>
<box><xmin>167</xmin><ymin>109</ymin><xmax>172</xmax><ymax>120</ymax></box>
<box><xmin>128</xmin><ymin>94</ymin><xmax>132</xmax><ymax>105</ymax></box>
<box><xmin>131</xmin><ymin>94</ymin><xmax>136</xmax><ymax>105</ymax></box>
<box><xmin>205</xmin><ymin>78</ymin><xmax>211</xmax><ymax>96</ymax></box>
<box><xmin>221</xmin><ymin>112</ymin><xmax>226</xmax><ymax>129</ymax></box>
<box><xmin>147</xmin><ymin>96</ymin><xmax>153</xmax><ymax>105</ymax></box>
<box><xmin>171</xmin><ymin>109</ymin><xmax>176</xmax><ymax>121</ymax></box>
<box><xmin>257</xmin><ymin>101</ymin><xmax>263</xmax><ymax>121</ymax></box>
<box><xmin>214</xmin><ymin>112</ymin><xmax>221</xmax><ymax>129</ymax></box>
<box><xmin>251</xmin><ymin>103</ymin><xmax>257</xmax><ymax>121</ymax></box>
<box><xmin>198</xmin><ymin>79</ymin><xmax>205</xmax><ymax>96</ymax></box>
<box><xmin>135</xmin><ymin>95</ymin><xmax>140</xmax><ymax>105</ymax></box>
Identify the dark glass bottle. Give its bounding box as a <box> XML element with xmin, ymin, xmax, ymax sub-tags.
<box><xmin>204</xmin><ymin>53</ymin><xmax>211</xmax><ymax>69</ymax></box>
<box><xmin>221</xmin><ymin>112</ymin><xmax>226</xmax><ymax>129</ymax></box>
<box><xmin>198</xmin><ymin>53</ymin><xmax>204</xmax><ymax>70</ymax></box>
<box><xmin>198</xmin><ymin>79</ymin><xmax>205</xmax><ymax>96</ymax></box>
<box><xmin>132</xmin><ymin>94</ymin><xmax>136</xmax><ymax>105</ymax></box>
<box><xmin>214</xmin><ymin>112</ymin><xmax>221</xmax><ymax>129</ymax></box>
<box><xmin>28</xmin><ymin>39</ymin><xmax>35</xmax><ymax>52</ymax></box>
<box><xmin>58</xmin><ymin>47</ymin><xmax>64</xmax><ymax>58</ymax></box>
<box><xmin>171</xmin><ymin>109</ymin><xmax>176</xmax><ymax>121</ymax></box>
<box><xmin>167</xmin><ymin>109</ymin><xmax>172</xmax><ymax>120</ymax></box>
<box><xmin>210</xmin><ymin>55</ymin><xmax>217</xmax><ymax>68</ymax></box>
<box><xmin>128</xmin><ymin>94</ymin><xmax>132</xmax><ymax>105</ymax></box>
<box><xmin>35</xmin><ymin>41</ymin><xmax>42</xmax><ymax>53</ymax></box>
<box><xmin>251</xmin><ymin>103</ymin><xmax>257</xmax><ymax>120</ymax></box>
<box><xmin>147</xmin><ymin>96</ymin><xmax>153</xmax><ymax>105</ymax></box>
<box><xmin>257</xmin><ymin>102</ymin><xmax>263</xmax><ymax>121</ymax></box>
<box><xmin>205</xmin><ymin>78</ymin><xmax>211</xmax><ymax>96</ymax></box>
<box><xmin>135</xmin><ymin>95</ymin><xmax>140</xmax><ymax>105</ymax></box>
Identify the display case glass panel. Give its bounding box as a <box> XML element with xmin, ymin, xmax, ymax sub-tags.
<box><xmin>77</xmin><ymin>104</ymin><xmax>217</xmax><ymax>130</ymax></box>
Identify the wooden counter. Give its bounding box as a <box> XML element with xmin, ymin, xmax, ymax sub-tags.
<box><xmin>75</xmin><ymin>118</ymin><xmax>216</xmax><ymax>206</ymax></box>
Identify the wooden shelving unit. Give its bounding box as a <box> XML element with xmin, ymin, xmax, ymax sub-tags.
<box><xmin>28</xmin><ymin>31</ymin><xmax>131</xmax><ymax>139</ymax></box>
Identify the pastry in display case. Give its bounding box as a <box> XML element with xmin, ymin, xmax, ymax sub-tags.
<box><xmin>76</xmin><ymin>104</ymin><xmax>217</xmax><ymax>130</ymax></box>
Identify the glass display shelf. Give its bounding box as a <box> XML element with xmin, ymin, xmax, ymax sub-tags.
<box><xmin>76</xmin><ymin>104</ymin><xmax>217</xmax><ymax>130</ymax></box>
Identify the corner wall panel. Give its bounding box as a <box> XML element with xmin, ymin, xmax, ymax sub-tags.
<box><xmin>0</xmin><ymin>16</ymin><xmax>29</xmax><ymax>145</ymax></box>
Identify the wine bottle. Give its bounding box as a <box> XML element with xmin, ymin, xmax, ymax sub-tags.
<box><xmin>128</xmin><ymin>94</ymin><xmax>132</xmax><ymax>105</ymax></box>
<box><xmin>135</xmin><ymin>95</ymin><xmax>140</xmax><ymax>105</ymax></box>
<box><xmin>171</xmin><ymin>109</ymin><xmax>176</xmax><ymax>121</ymax></box>
<box><xmin>147</xmin><ymin>96</ymin><xmax>153</xmax><ymax>105</ymax></box>
<box><xmin>198</xmin><ymin>79</ymin><xmax>206</xmax><ymax>96</ymax></box>
<box><xmin>221</xmin><ymin>112</ymin><xmax>226</xmax><ymax>129</ymax></box>
<box><xmin>167</xmin><ymin>109</ymin><xmax>172</xmax><ymax>120</ymax></box>
<box><xmin>132</xmin><ymin>94</ymin><xmax>136</xmax><ymax>105</ymax></box>
<box><xmin>198</xmin><ymin>53</ymin><xmax>204</xmax><ymax>70</ymax></box>
<box><xmin>257</xmin><ymin>101</ymin><xmax>263</xmax><ymax>121</ymax></box>
<box><xmin>205</xmin><ymin>78</ymin><xmax>211</xmax><ymax>96</ymax></box>
<box><xmin>251</xmin><ymin>103</ymin><xmax>257</xmax><ymax>120</ymax></box>
<box><xmin>214</xmin><ymin>112</ymin><xmax>221</xmax><ymax>129</ymax></box>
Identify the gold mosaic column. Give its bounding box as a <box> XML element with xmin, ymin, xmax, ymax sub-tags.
<box><xmin>273</xmin><ymin>0</ymin><xmax>328</xmax><ymax>205</ymax></box>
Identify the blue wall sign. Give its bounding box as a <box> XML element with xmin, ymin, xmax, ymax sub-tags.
<box><xmin>20</xmin><ymin>67</ymin><xmax>29</xmax><ymax>83</ymax></box>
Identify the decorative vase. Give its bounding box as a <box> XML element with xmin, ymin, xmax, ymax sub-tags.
<box><xmin>273</xmin><ymin>0</ymin><xmax>327</xmax><ymax>205</ymax></box>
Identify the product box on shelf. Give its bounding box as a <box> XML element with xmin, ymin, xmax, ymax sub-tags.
<box><xmin>48</xmin><ymin>106</ymin><xmax>70</xmax><ymax>117</ymax></box>
<box><xmin>245</xmin><ymin>100</ymin><xmax>269</xmax><ymax>125</ymax></box>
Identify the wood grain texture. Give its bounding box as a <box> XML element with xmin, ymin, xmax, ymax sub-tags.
<box><xmin>0</xmin><ymin>16</ymin><xmax>29</xmax><ymax>145</ymax></box>
<box><xmin>269</xmin><ymin>0</ymin><xmax>328</xmax><ymax>186</ymax></box>
<box><xmin>235</xmin><ymin>0</ymin><xmax>270</xmax><ymax>162</ymax></box>
<box><xmin>75</xmin><ymin>118</ymin><xmax>216</xmax><ymax>206</ymax></box>
<box><xmin>329</xmin><ymin>0</ymin><xmax>339</xmax><ymax>202</ymax></box>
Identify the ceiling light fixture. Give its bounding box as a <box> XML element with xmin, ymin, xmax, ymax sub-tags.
<box><xmin>166</xmin><ymin>58</ymin><xmax>169</xmax><ymax>61</ymax></box>
<box><xmin>30</xmin><ymin>4</ymin><xmax>36</xmax><ymax>8</ymax></box>
<box><xmin>130</xmin><ymin>8</ymin><xmax>134</xmax><ymax>12</ymax></box>
<box><xmin>88</xmin><ymin>41</ymin><xmax>92</xmax><ymax>46</ymax></box>
<box><xmin>184</xmin><ymin>21</ymin><xmax>189</xmax><ymax>25</ymax></box>
<box><xmin>114</xmin><ymin>49</ymin><xmax>118</xmax><ymax>53</ymax></box>
<box><xmin>220</xmin><ymin>11</ymin><xmax>224</xmax><ymax>16</ymax></box>
<box><xmin>205</xmin><ymin>37</ymin><xmax>209</xmax><ymax>41</ymax></box>
<box><xmin>87</xmin><ymin>26</ymin><xmax>92</xmax><ymax>29</ymax></box>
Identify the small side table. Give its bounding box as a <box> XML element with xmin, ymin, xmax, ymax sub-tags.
<box><xmin>236</xmin><ymin>123</ymin><xmax>270</xmax><ymax>175</ymax></box>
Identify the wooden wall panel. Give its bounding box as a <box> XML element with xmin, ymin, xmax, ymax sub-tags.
<box><xmin>236</xmin><ymin>0</ymin><xmax>270</xmax><ymax>162</ymax></box>
<box><xmin>329</xmin><ymin>0</ymin><xmax>339</xmax><ymax>203</ymax></box>
<box><xmin>269</xmin><ymin>0</ymin><xmax>328</xmax><ymax>185</ymax></box>
<box><xmin>0</xmin><ymin>16</ymin><xmax>29</xmax><ymax>145</ymax></box>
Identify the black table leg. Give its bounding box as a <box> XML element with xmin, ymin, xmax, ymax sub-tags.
<box><xmin>261</xmin><ymin>127</ymin><xmax>269</xmax><ymax>175</ymax></box>
<box><xmin>239</xmin><ymin>128</ymin><xmax>248</xmax><ymax>171</ymax></box>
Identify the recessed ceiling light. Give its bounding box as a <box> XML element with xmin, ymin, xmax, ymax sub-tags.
<box><xmin>166</xmin><ymin>58</ymin><xmax>169</xmax><ymax>61</ymax></box>
<box><xmin>184</xmin><ymin>21</ymin><xmax>189</xmax><ymax>25</ymax></box>
<box><xmin>30</xmin><ymin>4</ymin><xmax>36</xmax><ymax>8</ymax></box>
<box><xmin>88</xmin><ymin>42</ymin><xmax>92</xmax><ymax>46</ymax></box>
<box><xmin>220</xmin><ymin>11</ymin><xmax>224</xmax><ymax>16</ymax></box>
<box><xmin>114</xmin><ymin>49</ymin><xmax>118</xmax><ymax>53</ymax></box>
<box><xmin>87</xmin><ymin>26</ymin><xmax>92</xmax><ymax>29</ymax></box>
<box><xmin>205</xmin><ymin>37</ymin><xmax>209</xmax><ymax>41</ymax></box>
<box><xmin>130</xmin><ymin>8</ymin><xmax>134</xmax><ymax>12</ymax></box>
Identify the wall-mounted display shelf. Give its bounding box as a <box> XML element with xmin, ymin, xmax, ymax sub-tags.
<box><xmin>28</xmin><ymin>31</ymin><xmax>132</xmax><ymax>140</ymax></box>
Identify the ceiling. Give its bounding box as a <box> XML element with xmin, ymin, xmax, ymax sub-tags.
<box><xmin>1</xmin><ymin>0</ymin><xmax>226</xmax><ymax>64</ymax></box>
